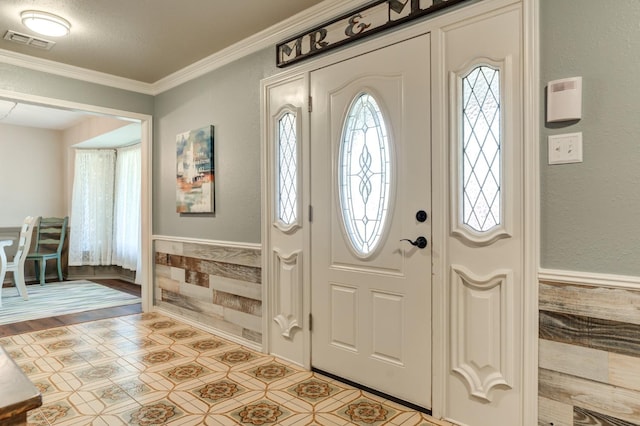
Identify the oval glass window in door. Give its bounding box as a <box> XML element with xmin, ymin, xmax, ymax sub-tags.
<box><xmin>339</xmin><ymin>92</ymin><xmax>392</xmax><ymax>256</ymax></box>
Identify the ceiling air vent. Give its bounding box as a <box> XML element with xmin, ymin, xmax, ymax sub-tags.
<box><xmin>3</xmin><ymin>30</ymin><xmax>56</xmax><ymax>50</ymax></box>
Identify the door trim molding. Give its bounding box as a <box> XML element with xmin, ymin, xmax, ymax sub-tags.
<box><xmin>522</xmin><ymin>0</ymin><xmax>540</xmax><ymax>424</ymax></box>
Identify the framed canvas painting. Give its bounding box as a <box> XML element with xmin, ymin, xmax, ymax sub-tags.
<box><xmin>176</xmin><ymin>125</ymin><xmax>214</xmax><ymax>213</ymax></box>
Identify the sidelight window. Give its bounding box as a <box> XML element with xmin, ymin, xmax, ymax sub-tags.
<box><xmin>277</xmin><ymin>111</ymin><xmax>298</xmax><ymax>226</ymax></box>
<box><xmin>461</xmin><ymin>65</ymin><xmax>501</xmax><ymax>232</ymax></box>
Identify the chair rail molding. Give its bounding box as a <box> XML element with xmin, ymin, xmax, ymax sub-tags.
<box><xmin>152</xmin><ymin>235</ymin><xmax>261</xmax><ymax>251</ymax></box>
<box><xmin>538</xmin><ymin>268</ymin><xmax>640</xmax><ymax>291</ymax></box>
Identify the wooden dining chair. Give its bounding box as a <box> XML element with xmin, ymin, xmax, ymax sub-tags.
<box><xmin>0</xmin><ymin>239</ymin><xmax>13</xmax><ymax>307</ymax></box>
<box><xmin>4</xmin><ymin>216</ymin><xmax>38</xmax><ymax>300</ymax></box>
<box><xmin>25</xmin><ymin>216</ymin><xmax>68</xmax><ymax>285</ymax></box>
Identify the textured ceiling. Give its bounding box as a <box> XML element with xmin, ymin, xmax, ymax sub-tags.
<box><xmin>0</xmin><ymin>0</ymin><xmax>325</xmax><ymax>83</ymax></box>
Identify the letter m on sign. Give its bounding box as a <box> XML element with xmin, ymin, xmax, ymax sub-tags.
<box><xmin>388</xmin><ymin>0</ymin><xmax>420</xmax><ymax>16</ymax></box>
<box><xmin>279</xmin><ymin>37</ymin><xmax>303</xmax><ymax>64</ymax></box>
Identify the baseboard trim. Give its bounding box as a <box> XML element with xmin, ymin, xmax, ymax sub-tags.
<box><xmin>539</xmin><ymin>268</ymin><xmax>640</xmax><ymax>291</ymax></box>
<box><xmin>2</xmin><ymin>274</ymin><xmax>59</xmax><ymax>286</ymax></box>
<box><xmin>67</xmin><ymin>274</ymin><xmax>138</xmax><ymax>284</ymax></box>
<box><xmin>153</xmin><ymin>305</ymin><xmax>262</xmax><ymax>352</ymax></box>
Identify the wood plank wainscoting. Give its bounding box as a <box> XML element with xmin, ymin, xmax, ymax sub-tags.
<box><xmin>153</xmin><ymin>238</ymin><xmax>262</xmax><ymax>347</ymax></box>
<box><xmin>538</xmin><ymin>274</ymin><xmax>640</xmax><ymax>426</ymax></box>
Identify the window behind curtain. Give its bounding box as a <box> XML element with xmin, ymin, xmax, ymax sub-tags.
<box><xmin>69</xmin><ymin>145</ymin><xmax>141</xmax><ymax>273</ymax></box>
<box><xmin>112</xmin><ymin>145</ymin><xmax>141</xmax><ymax>272</ymax></box>
<box><xmin>69</xmin><ymin>149</ymin><xmax>116</xmax><ymax>266</ymax></box>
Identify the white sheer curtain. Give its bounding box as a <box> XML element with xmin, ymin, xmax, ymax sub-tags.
<box><xmin>112</xmin><ymin>145</ymin><xmax>141</xmax><ymax>272</ymax></box>
<box><xmin>69</xmin><ymin>149</ymin><xmax>116</xmax><ymax>266</ymax></box>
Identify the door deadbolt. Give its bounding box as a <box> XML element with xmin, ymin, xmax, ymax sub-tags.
<box><xmin>416</xmin><ymin>210</ymin><xmax>428</xmax><ymax>222</ymax></box>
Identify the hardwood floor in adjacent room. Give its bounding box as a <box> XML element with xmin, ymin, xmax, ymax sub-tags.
<box><xmin>0</xmin><ymin>279</ymin><xmax>141</xmax><ymax>338</ymax></box>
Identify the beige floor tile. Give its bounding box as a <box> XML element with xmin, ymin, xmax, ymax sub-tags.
<box><xmin>8</xmin><ymin>314</ymin><xmax>442</xmax><ymax>426</ymax></box>
<box><xmin>40</xmin><ymin>389</ymin><xmax>74</xmax><ymax>406</ymax></box>
<box><xmin>68</xmin><ymin>390</ymin><xmax>106</xmax><ymax>410</ymax></box>
<box><xmin>85</xmin><ymin>414</ymin><xmax>129</xmax><ymax>425</ymax></box>
<box><xmin>37</xmin><ymin>400</ymin><xmax>79</xmax><ymax>424</ymax></box>
<box><xmin>165</xmin><ymin>414</ymin><xmax>213</xmax><ymax>425</ymax></box>
<box><xmin>123</xmin><ymin>399</ymin><xmax>186</xmax><ymax>424</ymax></box>
<box><xmin>55</xmin><ymin>415</ymin><xmax>113</xmax><ymax>426</ymax></box>
<box><xmin>204</xmin><ymin>393</ymin><xmax>247</xmax><ymax>413</ymax></box>
<box><xmin>389</xmin><ymin>411</ymin><xmax>427</xmax><ymax>425</ymax></box>
<box><xmin>33</xmin><ymin>357</ymin><xmax>65</xmax><ymax>375</ymax></box>
<box><xmin>129</xmin><ymin>389</ymin><xmax>172</xmax><ymax>405</ymax></box>
<box><xmin>232</xmin><ymin>389</ymin><xmax>267</xmax><ymax>405</ymax></box>
<box><xmin>30</xmin><ymin>375</ymin><xmax>57</xmax><ymax>396</ymax></box>
<box><xmin>26</xmin><ymin>409</ymin><xmax>50</xmax><ymax>426</ymax></box>
<box><xmin>102</xmin><ymin>399</ymin><xmax>141</xmax><ymax>416</ymax></box>
<box><xmin>202</xmin><ymin>413</ymin><xmax>244</xmax><ymax>425</ymax></box>
<box><xmin>227</xmin><ymin>371</ymin><xmax>268</xmax><ymax>390</ymax></box>
<box><xmin>167</xmin><ymin>390</ymin><xmax>212</xmax><ymax>414</ymax></box>
<box><xmin>138</xmin><ymin>371</ymin><xmax>179</xmax><ymax>391</ymax></box>
<box><xmin>47</xmin><ymin>371</ymin><xmax>83</xmax><ymax>392</ymax></box>
<box><xmin>314</xmin><ymin>412</ymin><xmax>354</xmax><ymax>425</ymax></box>
<box><xmin>278</xmin><ymin>412</ymin><xmax>318</xmax><ymax>425</ymax></box>
<box><xmin>72</xmin><ymin>400</ymin><xmax>109</xmax><ymax>416</ymax></box>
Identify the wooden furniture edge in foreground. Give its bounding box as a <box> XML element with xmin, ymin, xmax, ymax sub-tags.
<box><xmin>0</xmin><ymin>346</ymin><xmax>42</xmax><ymax>425</ymax></box>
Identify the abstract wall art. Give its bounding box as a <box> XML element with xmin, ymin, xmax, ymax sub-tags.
<box><xmin>176</xmin><ymin>125</ymin><xmax>214</xmax><ymax>213</ymax></box>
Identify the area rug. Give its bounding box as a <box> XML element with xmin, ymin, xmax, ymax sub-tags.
<box><xmin>0</xmin><ymin>280</ymin><xmax>140</xmax><ymax>325</ymax></box>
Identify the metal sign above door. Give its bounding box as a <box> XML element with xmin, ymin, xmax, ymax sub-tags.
<box><xmin>276</xmin><ymin>0</ymin><xmax>472</xmax><ymax>68</ymax></box>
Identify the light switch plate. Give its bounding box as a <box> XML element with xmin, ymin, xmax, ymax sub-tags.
<box><xmin>548</xmin><ymin>132</ymin><xmax>583</xmax><ymax>165</ymax></box>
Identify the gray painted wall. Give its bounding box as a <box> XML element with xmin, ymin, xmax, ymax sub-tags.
<box><xmin>540</xmin><ymin>0</ymin><xmax>640</xmax><ymax>275</ymax></box>
<box><xmin>6</xmin><ymin>1</ymin><xmax>638</xmax><ymax>272</ymax></box>
<box><xmin>0</xmin><ymin>63</ymin><xmax>153</xmax><ymax>114</ymax></box>
<box><xmin>153</xmin><ymin>48</ymin><xmax>278</xmax><ymax>243</ymax></box>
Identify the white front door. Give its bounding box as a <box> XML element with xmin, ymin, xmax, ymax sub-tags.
<box><xmin>310</xmin><ymin>34</ymin><xmax>432</xmax><ymax>408</ymax></box>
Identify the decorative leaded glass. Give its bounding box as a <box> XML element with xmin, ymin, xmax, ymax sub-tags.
<box><xmin>339</xmin><ymin>93</ymin><xmax>391</xmax><ymax>255</ymax></box>
<box><xmin>278</xmin><ymin>112</ymin><xmax>297</xmax><ymax>225</ymax></box>
<box><xmin>462</xmin><ymin>65</ymin><xmax>501</xmax><ymax>232</ymax></box>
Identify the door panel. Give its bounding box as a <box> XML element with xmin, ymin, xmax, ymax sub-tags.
<box><xmin>330</xmin><ymin>284</ymin><xmax>357</xmax><ymax>350</ymax></box>
<box><xmin>310</xmin><ymin>34</ymin><xmax>432</xmax><ymax>408</ymax></box>
<box><xmin>263</xmin><ymin>73</ymin><xmax>309</xmax><ymax>366</ymax></box>
<box><xmin>440</xmin><ymin>5</ymin><xmax>524</xmax><ymax>425</ymax></box>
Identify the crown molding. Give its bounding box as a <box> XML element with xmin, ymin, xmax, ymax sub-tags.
<box><xmin>0</xmin><ymin>0</ymin><xmax>369</xmax><ymax>96</ymax></box>
<box><xmin>152</xmin><ymin>0</ymin><xmax>368</xmax><ymax>94</ymax></box>
<box><xmin>0</xmin><ymin>48</ymin><xmax>155</xmax><ymax>95</ymax></box>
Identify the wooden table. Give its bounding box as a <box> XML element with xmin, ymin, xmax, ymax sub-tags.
<box><xmin>0</xmin><ymin>346</ymin><xmax>42</xmax><ymax>425</ymax></box>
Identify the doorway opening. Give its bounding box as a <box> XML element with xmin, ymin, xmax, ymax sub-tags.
<box><xmin>0</xmin><ymin>90</ymin><xmax>153</xmax><ymax>322</ymax></box>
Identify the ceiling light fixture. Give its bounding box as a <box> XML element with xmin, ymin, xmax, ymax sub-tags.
<box><xmin>21</xmin><ymin>10</ymin><xmax>70</xmax><ymax>37</ymax></box>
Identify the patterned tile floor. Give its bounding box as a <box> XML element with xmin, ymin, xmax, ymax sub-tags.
<box><xmin>2</xmin><ymin>312</ymin><xmax>451</xmax><ymax>426</ymax></box>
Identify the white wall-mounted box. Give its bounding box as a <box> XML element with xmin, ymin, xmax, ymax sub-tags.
<box><xmin>547</xmin><ymin>77</ymin><xmax>582</xmax><ymax>122</ymax></box>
